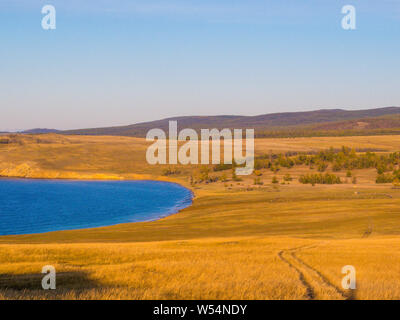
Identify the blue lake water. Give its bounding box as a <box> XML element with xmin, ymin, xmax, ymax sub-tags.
<box><xmin>0</xmin><ymin>179</ymin><xmax>193</xmax><ymax>235</ymax></box>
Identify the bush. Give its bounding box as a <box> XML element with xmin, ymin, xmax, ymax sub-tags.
<box><xmin>196</xmin><ymin>166</ymin><xmax>215</xmax><ymax>183</ymax></box>
<box><xmin>207</xmin><ymin>175</ymin><xmax>219</xmax><ymax>183</ymax></box>
<box><xmin>162</xmin><ymin>167</ymin><xmax>181</xmax><ymax>176</ymax></box>
<box><xmin>271</xmin><ymin>166</ymin><xmax>280</xmax><ymax>173</ymax></box>
<box><xmin>213</xmin><ymin>163</ymin><xmax>233</xmax><ymax>172</ymax></box>
<box><xmin>299</xmin><ymin>173</ymin><xmax>342</xmax><ymax>185</ymax></box>
<box><xmin>254</xmin><ymin>170</ymin><xmax>262</xmax><ymax>176</ymax></box>
<box><xmin>317</xmin><ymin>162</ymin><xmax>328</xmax><ymax>172</ymax></box>
<box><xmin>376</xmin><ymin>173</ymin><xmax>394</xmax><ymax>183</ymax></box>
<box><xmin>283</xmin><ymin>174</ymin><xmax>292</xmax><ymax>181</ymax></box>
<box><xmin>232</xmin><ymin>170</ymin><xmax>242</xmax><ymax>182</ymax></box>
<box><xmin>332</xmin><ymin>162</ymin><xmax>342</xmax><ymax>172</ymax></box>
<box><xmin>272</xmin><ymin>176</ymin><xmax>279</xmax><ymax>184</ymax></box>
<box><xmin>254</xmin><ymin>159</ymin><xmax>268</xmax><ymax>170</ymax></box>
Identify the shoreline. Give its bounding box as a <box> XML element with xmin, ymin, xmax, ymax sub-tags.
<box><xmin>0</xmin><ymin>172</ymin><xmax>195</xmax><ymax>194</ymax></box>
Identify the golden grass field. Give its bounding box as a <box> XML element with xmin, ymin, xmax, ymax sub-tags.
<box><xmin>1</xmin><ymin>134</ymin><xmax>400</xmax><ymax>299</ymax></box>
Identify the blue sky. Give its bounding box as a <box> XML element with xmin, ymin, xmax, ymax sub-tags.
<box><xmin>0</xmin><ymin>0</ymin><xmax>399</xmax><ymax>130</ymax></box>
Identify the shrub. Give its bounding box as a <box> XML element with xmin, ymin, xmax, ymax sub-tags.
<box><xmin>271</xmin><ymin>166</ymin><xmax>280</xmax><ymax>173</ymax></box>
<box><xmin>207</xmin><ymin>175</ymin><xmax>219</xmax><ymax>183</ymax></box>
<box><xmin>283</xmin><ymin>174</ymin><xmax>292</xmax><ymax>181</ymax></box>
<box><xmin>317</xmin><ymin>162</ymin><xmax>328</xmax><ymax>172</ymax></box>
<box><xmin>254</xmin><ymin>170</ymin><xmax>262</xmax><ymax>176</ymax></box>
<box><xmin>232</xmin><ymin>170</ymin><xmax>242</xmax><ymax>182</ymax></box>
<box><xmin>213</xmin><ymin>163</ymin><xmax>233</xmax><ymax>172</ymax></box>
<box><xmin>162</xmin><ymin>167</ymin><xmax>181</xmax><ymax>176</ymax></box>
<box><xmin>376</xmin><ymin>173</ymin><xmax>394</xmax><ymax>183</ymax></box>
<box><xmin>254</xmin><ymin>159</ymin><xmax>268</xmax><ymax>170</ymax></box>
<box><xmin>196</xmin><ymin>166</ymin><xmax>213</xmax><ymax>183</ymax></box>
<box><xmin>299</xmin><ymin>173</ymin><xmax>342</xmax><ymax>185</ymax></box>
<box><xmin>332</xmin><ymin>162</ymin><xmax>342</xmax><ymax>172</ymax></box>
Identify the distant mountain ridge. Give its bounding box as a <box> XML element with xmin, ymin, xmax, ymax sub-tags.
<box><xmin>62</xmin><ymin>106</ymin><xmax>400</xmax><ymax>137</ymax></box>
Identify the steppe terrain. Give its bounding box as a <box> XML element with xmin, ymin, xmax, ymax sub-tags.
<box><xmin>1</xmin><ymin>134</ymin><xmax>400</xmax><ymax>299</ymax></box>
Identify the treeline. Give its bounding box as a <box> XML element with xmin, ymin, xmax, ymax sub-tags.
<box><xmin>254</xmin><ymin>128</ymin><xmax>400</xmax><ymax>139</ymax></box>
<box><xmin>204</xmin><ymin>146</ymin><xmax>400</xmax><ymax>185</ymax></box>
<box><xmin>255</xmin><ymin>146</ymin><xmax>400</xmax><ymax>174</ymax></box>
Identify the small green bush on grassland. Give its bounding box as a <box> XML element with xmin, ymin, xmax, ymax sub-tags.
<box><xmin>162</xmin><ymin>167</ymin><xmax>181</xmax><ymax>176</ymax></box>
<box><xmin>299</xmin><ymin>173</ymin><xmax>342</xmax><ymax>185</ymax></box>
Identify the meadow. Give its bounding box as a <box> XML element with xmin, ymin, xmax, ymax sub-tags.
<box><xmin>0</xmin><ymin>134</ymin><xmax>400</xmax><ymax>299</ymax></box>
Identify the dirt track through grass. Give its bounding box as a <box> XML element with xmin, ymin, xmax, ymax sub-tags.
<box><xmin>278</xmin><ymin>244</ymin><xmax>350</xmax><ymax>300</ymax></box>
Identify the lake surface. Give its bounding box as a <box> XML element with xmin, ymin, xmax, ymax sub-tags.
<box><xmin>0</xmin><ymin>179</ymin><xmax>193</xmax><ymax>235</ymax></box>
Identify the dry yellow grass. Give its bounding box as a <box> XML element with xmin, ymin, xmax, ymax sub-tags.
<box><xmin>295</xmin><ymin>238</ymin><xmax>400</xmax><ymax>300</ymax></box>
<box><xmin>1</xmin><ymin>134</ymin><xmax>400</xmax><ymax>299</ymax></box>
<box><xmin>0</xmin><ymin>238</ymin><xmax>313</xmax><ymax>300</ymax></box>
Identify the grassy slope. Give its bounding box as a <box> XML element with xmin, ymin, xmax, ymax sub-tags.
<box><xmin>1</xmin><ymin>134</ymin><xmax>400</xmax><ymax>299</ymax></box>
<box><xmin>62</xmin><ymin>107</ymin><xmax>400</xmax><ymax>137</ymax></box>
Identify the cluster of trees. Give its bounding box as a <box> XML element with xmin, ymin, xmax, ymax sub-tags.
<box><xmin>192</xmin><ymin>166</ymin><xmax>242</xmax><ymax>185</ymax></box>
<box><xmin>376</xmin><ymin>170</ymin><xmax>400</xmax><ymax>184</ymax></box>
<box><xmin>255</xmin><ymin>146</ymin><xmax>400</xmax><ymax>178</ymax></box>
<box><xmin>195</xmin><ymin>166</ymin><xmax>218</xmax><ymax>183</ymax></box>
<box><xmin>254</xmin><ymin>129</ymin><xmax>400</xmax><ymax>139</ymax></box>
<box><xmin>299</xmin><ymin>173</ymin><xmax>342</xmax><ymax>185</ymax></box>
<box><xmin>376</xmin><ymin>174</ymin><xmax>395</xmax><ymax>183</ymax></box>
<box><xmin>197</xmin><ymin>146</ymin><xmax>400</xmax><ymax>185</ymax></box>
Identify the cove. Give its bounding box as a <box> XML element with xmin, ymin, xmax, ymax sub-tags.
<box><xmin>0</xmin><ymin>179</ymin><xmax>193</xmax><ymax>235</ymax></box>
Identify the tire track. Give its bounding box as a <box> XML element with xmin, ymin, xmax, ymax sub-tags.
<box><xmin>278</xmin><ymin>244</ymin><xmax>351</xmax><ymax>300</ymax></box>
<box><xmin>290</xmin><ymin>250</ymin><xmax>350</xmax><ymax>300</ymax></box>
<box><xmin>278</xmin><ymin>249</ymin><xmax>315</xmax><ymax>300</ymax></box>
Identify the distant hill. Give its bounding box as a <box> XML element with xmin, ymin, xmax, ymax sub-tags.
<box><xmin>63</xmin><ymin>107</ymin><xmax>400</xmax><ymax>138</ymax></box>
<box><xmin>21</xmin><ymin>128</ymin><xmax>61</xmax><ymax>134</ymax></box>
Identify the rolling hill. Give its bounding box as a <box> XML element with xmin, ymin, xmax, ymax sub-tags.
<box><xmin>62</xmin><ymin>106</ymin><xmax>400</xmax><ymax>138</ymax></box>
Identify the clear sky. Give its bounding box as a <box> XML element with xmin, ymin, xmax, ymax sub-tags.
<box><xmin>0</xmin><ymin>0</ymin><xmax>399</xmax><ymax>131</ymax></box>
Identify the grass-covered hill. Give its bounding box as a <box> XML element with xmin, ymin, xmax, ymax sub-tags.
<box><xmin>61</xmin><ymin>106</ymin><xmax>400</xmax><ymax>138</ymax></box>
